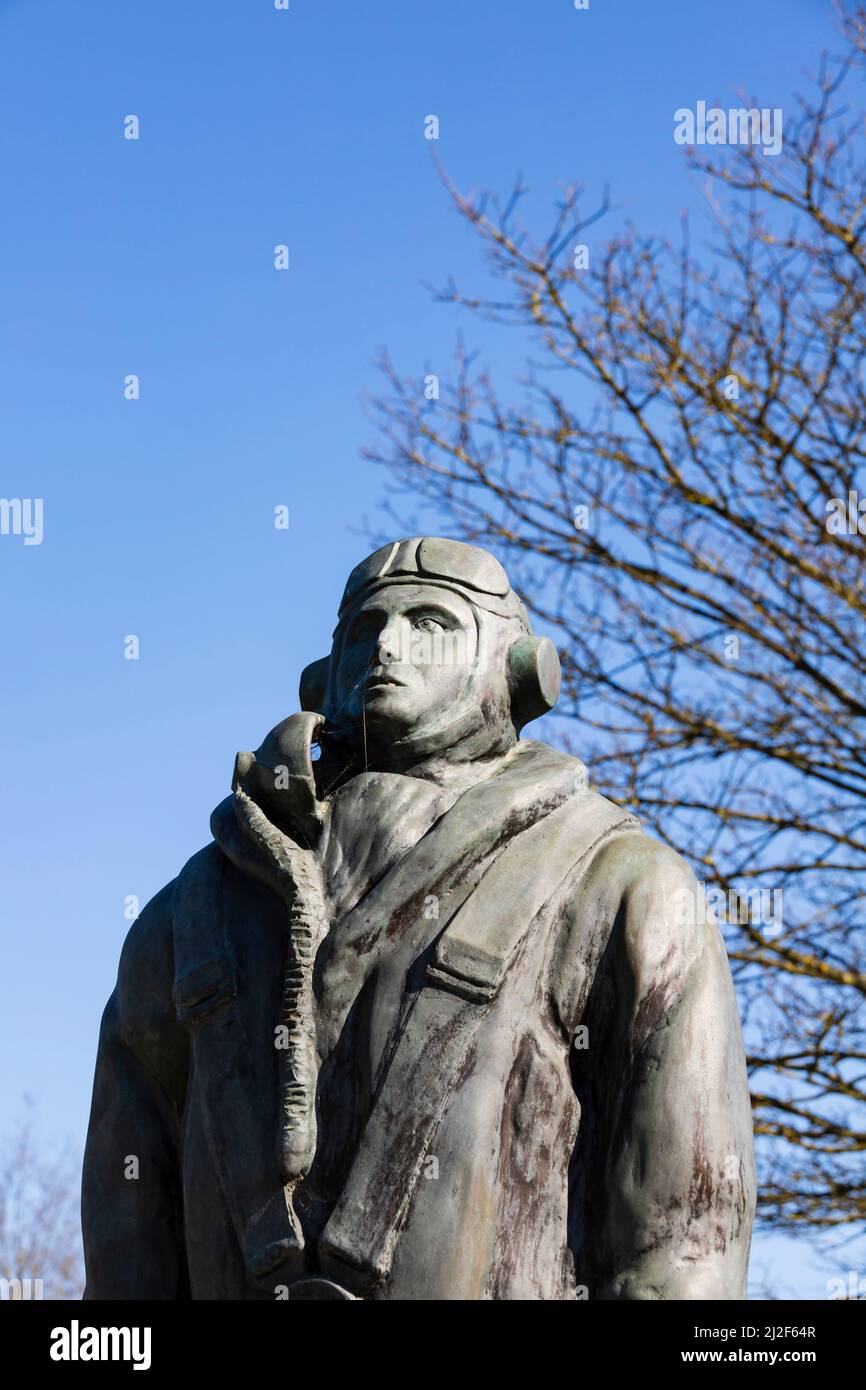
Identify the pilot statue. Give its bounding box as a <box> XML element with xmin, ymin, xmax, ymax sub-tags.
<box><xmin>82</xmin><ymin>536</ymin><xmax>755</xmax><ymax>1300</ymax></box>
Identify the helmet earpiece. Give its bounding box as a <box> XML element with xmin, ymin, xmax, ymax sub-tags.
<box><xmin>506</xmin><ymin>634</ymin><xmax>561</xmax><ymax>731</ymax></box>
<box><xmin>299</xmin><ymin>655</ymin><xmax>330</xmax><ymax>716</ymax></box>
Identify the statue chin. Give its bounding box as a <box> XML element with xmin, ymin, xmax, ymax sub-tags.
<box><xmin>358</xmin><ymin>686</ymin><xmax>417</xmax><ymax>729</ymax></box>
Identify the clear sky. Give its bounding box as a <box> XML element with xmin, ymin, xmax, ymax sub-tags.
<box><xmin>1</xmin><ymin>0</ymin><xmax>854</xmax><ymax>1298</ymax></box>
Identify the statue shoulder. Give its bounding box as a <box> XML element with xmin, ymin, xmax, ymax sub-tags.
<box><xmin>586</xmin><ymin>825</ymin><xmax>710</xmax><ymax>1013</ymax></box>
<box><xmin>115</xmin><ymin>841</ymin><xmax>226</xmax><ymax>1012</ymax></box>
<box><xmin>589</xmin><ymin>822</ymin><xmax>700</xmax><ymax>908</ymax></box>
<box><xmin>545</xmin><ymin>818</ymin><xmax>716</xmax><ymax>1051</ymax></box>
<box><xmin>110</xmin><ymin>859</ymin><xmax>201</xmax><ymax>1084</ymax></box>
<box><xmin>113</xmin><ymin>879</ymin><xmax>175</xmax><ymax>1030</ymax></box>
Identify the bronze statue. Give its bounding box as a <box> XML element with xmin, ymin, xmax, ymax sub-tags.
<box><xmin>82</xmin><ymin>537</ymin><xmax>755</xmax><ymax>1299</ymax></box>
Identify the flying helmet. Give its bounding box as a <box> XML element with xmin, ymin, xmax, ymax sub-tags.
<box><xmin>299</xmin><ymin>537</ymin><xmax>561</xmax><ymax>734</ymax></box>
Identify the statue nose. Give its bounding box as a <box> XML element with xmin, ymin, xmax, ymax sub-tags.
<box><xmin>376</xmin><ymin>618</ymin><xmax>405</xmax><ymax>663</ymax></box>
<box><xmin>377</xmin><ymin>633</ymin><xmax>398</xmax><ymax>662</ymax></box>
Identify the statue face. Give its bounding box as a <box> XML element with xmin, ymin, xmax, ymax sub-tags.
<box><xmin>330</xmin><ymin>584</ymin><xmax>479</xmax><ymax>739</ymax></box>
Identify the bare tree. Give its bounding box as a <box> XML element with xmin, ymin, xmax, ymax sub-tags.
<box><xmin>368</xmin><ymin>5</ymin><xmax>866</xmax><ymax>1231</ymax></box>
<box><xmin>0</xmin><ymin>1103</ymin><xmax>84</xmax><ymax>1300</ymax></box>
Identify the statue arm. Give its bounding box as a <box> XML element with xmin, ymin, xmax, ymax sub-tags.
<box><xmin>81</xmin><ymin>882</ymin><xmax>190</xmax><ymax>1299</ymax></box>
<box><xmin>571</xmin><ymin>835</ymin><xmax>756</xmax><ymax>1300</ymax></box>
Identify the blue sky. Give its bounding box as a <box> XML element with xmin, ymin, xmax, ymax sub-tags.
<box><xmin>1</xmin><ymin>0</ymin><xmax>855</xmax><ymax>1298</ymax></box>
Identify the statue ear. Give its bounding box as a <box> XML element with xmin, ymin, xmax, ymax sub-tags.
<box><xmin>299</xmin><ymin>655</ymin><xmax>331</xmax><ymax>714</ymax></box>
<box><xmin>507</xmin><ymin>635</ymin><xmax>561</xmax><ymax>730</ymax></box>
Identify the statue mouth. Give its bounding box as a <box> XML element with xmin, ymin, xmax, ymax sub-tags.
<box><xmin>365</xmin><ymin>672</ymin><xmax>405</xmax><ymax>690</ymax></box>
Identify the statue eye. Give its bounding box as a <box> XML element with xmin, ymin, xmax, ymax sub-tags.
<box><xmin>349</xmin><ymin>617</ymin><xmax>379</xmax><ymax>643</ymax></box>
<box><xmin>413</xmin><ymin>615</ymin><xmax>446</xmax><ymax>633</ymax></box>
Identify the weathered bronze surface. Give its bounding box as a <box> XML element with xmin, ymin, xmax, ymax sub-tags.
<box><xmin>82</xmin><ymin>537</ymin><xmax>755</xmax><ymax>1299</ymax></box>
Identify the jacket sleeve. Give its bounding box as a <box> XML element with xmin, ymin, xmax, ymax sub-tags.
<box><xmin>569</xmin><ymin>835</ymin><xmax>756</xmax><ymax>1300</ymax></box>
<box><xmin>81</xmin><ymin>881</ymin><xmax>190</xmax><ymax>1299</ymax></box>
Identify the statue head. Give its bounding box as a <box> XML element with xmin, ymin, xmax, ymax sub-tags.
<box><xmin>300</xmin><ymin>538</ymin><xmax>560</xmax><ymax>765</ymax></box>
